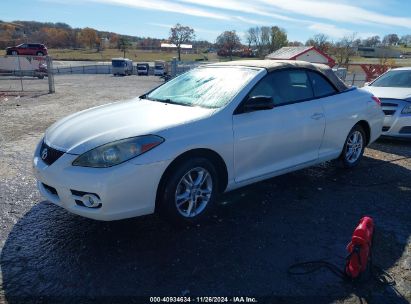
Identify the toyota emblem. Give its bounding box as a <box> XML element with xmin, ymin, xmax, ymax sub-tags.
<box><xmin>41</xmin><ymin>148</ymin><xmax>48</xmax><ymax>160</ymax></box>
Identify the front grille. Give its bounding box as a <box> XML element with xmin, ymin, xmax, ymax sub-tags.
<box><xmin>399</xmin><ymin>126</ymin><xmax>411</xmax><ymax>134</ymax></box>
<box><xmin>383</xmin><ymin>109</ymin><xmax>396</xmax><ymax>116</ymax></box>
<box><xmin>382</xmin><ymin>126</ymin><xmax>390</xmax><ymax>132</ymax></box>
<box><xmin>40</xmin><ymin>142</ymin><xmax>65</xmax><ymax>166</ymax></box>
<box><xmin>381</xmin><ymin>102</ymin><xmax>398</xmax><ymax>107</ymax></box>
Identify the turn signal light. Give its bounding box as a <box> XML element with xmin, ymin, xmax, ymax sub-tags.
<box><xmin>372</xmin><ymin>96</ymin><xmax>381</xmax><ymax>106</ymax></box>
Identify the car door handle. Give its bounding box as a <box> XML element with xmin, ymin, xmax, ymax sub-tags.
<box><xmin>311</xmin><ymin>113</ymin><xmax>324</xmax><ymax>120</ymax></box>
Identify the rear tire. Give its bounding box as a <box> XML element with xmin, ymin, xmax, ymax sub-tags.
<box><xmin>36</xmin><ymin>51</ymin><xmax>44</xmax><ymax>56</ymax></box>
<box><xmin>157</xmin><ymin>157</ymin><xmax>219</xmax><ymax>225</ymax></box>
<box><xmin>340</xmin><ymin>124</ymin><xmax>366</xmax><ymax>168</ymax></box>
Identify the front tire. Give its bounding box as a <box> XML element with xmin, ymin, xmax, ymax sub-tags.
<box><xmin>157</xmin><ymin>157</ymin><xmax>219</xmax><ymax>225</ymax></box>
<box><xmin>36</xmin><ymin>51</ymin><xmax>44</xmax><ymax>56</ymax></box>
<box><xmin>340</xmin><ymin>125</ymin><xmax>366</xmax><ymax>168</ymax></box>
<box><xmin>11</xmin><ymin>50</ymin><xmax>18</xmax><ymax>55</ymax></box>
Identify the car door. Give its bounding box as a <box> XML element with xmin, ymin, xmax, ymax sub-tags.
<box><xmin>306</xmin><ymin>70</ymin><xmax>347</xmax><ymax>159</ymax></box>
<box><xmin>232</xmin><ymin>69</ymin><xmax>326</xmax><ymax>183</ymax></box>
<box><xmin>19</xmin><ymin>44</ymin><xmax>29</xmax><ymax>55</ymax></box>
<box><xmin>28</xmin><ymin>44</ymin><xmax>37</xmax><ymax>55</ymax></box>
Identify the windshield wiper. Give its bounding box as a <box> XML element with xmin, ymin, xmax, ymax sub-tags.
<box><xmin>146</xmin><ymin>97</ymin><xmax>193</xmax><ymax>107</ymax></box>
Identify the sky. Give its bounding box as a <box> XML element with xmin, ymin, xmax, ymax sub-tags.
<box><xmin>2</xmin><ymin>0</ymin><xmax>411</xmax><ymax>43</ymax></box>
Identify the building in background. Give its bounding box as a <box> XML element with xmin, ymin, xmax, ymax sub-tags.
<box><xmin>265</xmin><ymin>46</ymin><xmax>335</xmax><ymax>67</ymax></box>
<box><xmin>357</xmin><ymin>47</ymin><xmax>401</xmax><ymax>58</ymax></box>
<box><xmin>160</xmin><ymin>43</ymin><xmax>195</xmax><ymax>54</ymax></box>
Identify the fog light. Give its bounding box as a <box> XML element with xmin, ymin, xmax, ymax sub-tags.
<box><xmin>81</xmin><ymin>194</ymin><xmax>101</xmax><ymax>208</ymax></box>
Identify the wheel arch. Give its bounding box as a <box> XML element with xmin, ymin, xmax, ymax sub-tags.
<box><xmin>356</xmin><ymin>120</ymin><xmax>371</xmax><ymax>146</ymax></box>
<box><xmin>155</xmin><ymin>148</ymin><xmax>229</xmax><ymax>211</ymax></box>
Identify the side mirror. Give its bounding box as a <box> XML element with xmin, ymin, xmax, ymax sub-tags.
<box><xmin>364</xmin><ymin>82</ymin><xmax>370</xmax><ymax>87</ymax></box>
<box><xmin>243</xmin><ymin>96</ymin><xmax>274</xmax><ymax>113</ymax></box>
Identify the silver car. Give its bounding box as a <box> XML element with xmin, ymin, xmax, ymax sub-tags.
<box><xmin>363</xmin><ymin>67</ymin><xmax>411</xmax><ymax>138</ymax></box>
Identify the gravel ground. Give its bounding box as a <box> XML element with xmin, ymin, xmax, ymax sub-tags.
<box><xmin>0</xmin><ymin>75</ymin><xmax>410</xmax><ymax>303</ymax></box>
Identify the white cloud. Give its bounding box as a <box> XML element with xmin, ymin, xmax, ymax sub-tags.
<box><xmin>308</xmin><ymin>23</ymin><xmax>377</xmax><ymax>39</ymax></box>
<box><xmin>90</xmin><ymin>0</ymin><xmax>230</xmax><ymax>20</ymax></box>
<box><xmin>256</xmin><ymin>0</ymin><xmax>411</xmax><ymax>29</ymax></box>
<box><xmin>149</xmin><ymin>22</ymin><xmax>220</xmax><ymax>35</ymax></box>
<box><xmin>80</xmin><ymin>0</ymin><xmax>411</xmax><ymax>40</ymax></box>
<box><xmin>178</xmin><ymin>0</ymin><xmax>307</xmax><ymax>23</ymax></box>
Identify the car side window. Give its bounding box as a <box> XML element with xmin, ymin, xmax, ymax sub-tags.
<box><xmin>308</xmin><ymin>71</ymin><xmax>337</xmax><ymax>98</ymax></box>
<box><xmin>248</xmin><ymin>69</ymin><xmax>314</xmax><ymax>106</ymax></box>
<box><xmin>248</xmin><ymin>73</ymin><xmax>277</xmax><ymax>100</ymax></box>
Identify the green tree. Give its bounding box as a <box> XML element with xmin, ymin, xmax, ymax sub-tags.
<box><xmin>270</xmin><ymin>26</ymin><xmax>288</xmax><ymax>52</ymax></box>
<box><xmin>117</xmin><ymin>37</ymin><xmax>131</xmax><ymax>58</ymax></box>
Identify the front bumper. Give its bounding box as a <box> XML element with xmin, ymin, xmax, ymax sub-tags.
<box><xmin>381</xmin><ymin>99</ymin><xmax>411</xmax><ymax>138</ymax></box>
<box><xmin>32</xmin><ymin>143</ymin><xmax>171</xmax><ymax>221</ymax></box>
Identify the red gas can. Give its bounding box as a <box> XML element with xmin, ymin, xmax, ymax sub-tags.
<box><xmin>345</xmin><ymin>216</ymin><xmax>374</xmax><ymax>279</ymax></box>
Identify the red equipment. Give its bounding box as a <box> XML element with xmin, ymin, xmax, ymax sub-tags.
<box><xmin>345</xmin><ymin>216</ymin><xmax>374</xmax><ymax>279</ymax></box>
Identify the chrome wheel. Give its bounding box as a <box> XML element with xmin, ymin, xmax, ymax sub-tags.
<box><xmin>175</xmin><ymin>167</ymin><xmax>212</xmax><ymax>218</ymax></box>
<box><xmin>345</xmin><ymin>130</ymin><xmax>363</xmax><ymax>164</ymax></box>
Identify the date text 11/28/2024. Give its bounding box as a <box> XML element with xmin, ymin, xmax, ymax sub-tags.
<box><xmin>149</xmin><ymin>297</ymin><xmax>258</xmax><ymax>303</ymax></box>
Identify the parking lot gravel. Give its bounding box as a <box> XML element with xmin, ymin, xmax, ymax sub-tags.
<box><xmin>0</xmin><ymin>75</ymin><xmax>410</xmax><ymax>303</ymax></box>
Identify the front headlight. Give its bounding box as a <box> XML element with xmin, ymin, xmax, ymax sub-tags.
<box><xmin>72</xmin><ymin>135</ymin><xmax>164</xmax><ymax>168</ymax></box>
<box><xmin>402</xmin><ymin>104</ymin><xmax>411</xmax><ymax>114</ymax></box>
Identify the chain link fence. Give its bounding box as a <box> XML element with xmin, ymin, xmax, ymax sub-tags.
<box><xmin>333</xmin><ymin>67</ymin><xmax>367</xmax><ymax>87</ymax></box>
<box><xmin>0</xmin><ymin>55</ymin><xmax>55</xmax><ymax>94</ymax></box>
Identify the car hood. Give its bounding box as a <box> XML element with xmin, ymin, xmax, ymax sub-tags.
<box><xmin>45</xmin><ymin>98</ymin><xmax>215</xmax><ymax>155</ymax></box>
<box><xmin>362</xmin><ymin>86</ymin><xmax>411</xmax><ymax>101</ymax></box>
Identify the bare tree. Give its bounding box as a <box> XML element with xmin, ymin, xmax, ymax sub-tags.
<box><xmin>382</xmin><ymin>34</ymin><xmax>400</xmax><ymax>46</ymax></box>
<box><xmin>305</xmin><ymin>33</ymin><xmax>330</xmax><ymax>52</ymax></box>
<box><xmin>288</xmin><ymin>41</ymin><xmax>303</xmax><ymax>47</ymax></box>
<box><xmin>216</xmin><ymin>30</ymin><xmax>241</xmax><ymax>60</ymax></box>
<box><xmin>362</xmin><ymin>36</ymin><xmax>381</xmax><ymax>47</ymax></box>
<box><xmin>400</xmin><ymin>35</ymin><xmax>411</xmax><ymax>46</ymax></box>
<box><xmin>245</xmin><ymin>29</ymin><xmax>253</xmax><ymax>48</ymax></box>
<box><xmin>260</xmin><ymin>26</ymin><xmax>271</xmax><ymax>56</ymax></box>
<box><xmin>246</xmin><ymin>27</ymin><xmax>262</xmax><ymax>56</ymax></box>
<box><xmin>332</xmin><ymin>33</ymin><xmax>357</xmax><ymax>67</ymax></box>
<box><xmin>169</xmin><ymin>23</ymin><xmax>195</xmax><ymax>61</ymax></box>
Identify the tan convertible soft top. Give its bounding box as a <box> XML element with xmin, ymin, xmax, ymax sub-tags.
<box><xmin>206</xmin><ymin>60</ymin><xmax>348</xmax><ymax>92</ymax></box>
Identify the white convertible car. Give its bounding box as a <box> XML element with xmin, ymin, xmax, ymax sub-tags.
<box><xmin>33</xmin><ymin>60</ymin><xmax>383</xmax><ymax>223</ymax></box>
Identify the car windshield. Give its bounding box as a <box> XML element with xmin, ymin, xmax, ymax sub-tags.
<box><xmin>146</xmin><ymin>67</ymin><xmax>259</xmax><ymax>108</ymax></box>
<box><xmin>112</xmin><ymin>60</ymin><xmax>125</xmax><ymax>67</ymax></box>
<box><xmin>371</xmin><ymin>70</ymin><xmax>411</xmax><ymax>88</ymax></box>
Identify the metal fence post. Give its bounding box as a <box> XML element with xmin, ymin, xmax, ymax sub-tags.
<box><xmin>171</xmin><ymin>57</ymin><xmax>177</xmax><ymax>77</ymax></box>
<box><xmin>17</xmin><ymin>56</ymin><xmax>24</xmax><ymax>91</ymax></box>
<box><xmin>46</xmin><ymin>56</ymin><xmax>55</xmax><ymax>93</ymax></box>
